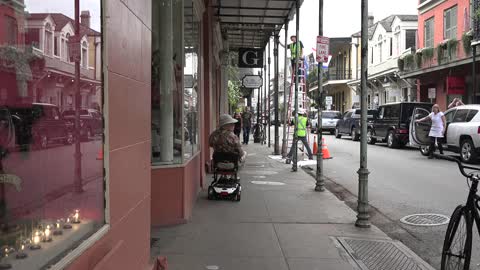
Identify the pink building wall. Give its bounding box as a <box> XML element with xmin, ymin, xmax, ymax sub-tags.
<box><xmin>418</xmin><ymin>0</ymin><xmax>470</xmax><ymax>49</ymax></box>
<box><xmin>67</xmin><ymin>0</ymin><xmax>152</xmax><ymax>269</ymax></box>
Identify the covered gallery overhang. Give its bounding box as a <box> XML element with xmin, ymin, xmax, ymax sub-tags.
<box><xmin>212</xmin><ymin>0</ymin><xmax>304</xmax><ymax>51</ymax></box>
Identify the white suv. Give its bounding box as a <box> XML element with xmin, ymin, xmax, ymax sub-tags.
<box><xmin>410</xmin><ymin>105</ymin><xmax>480</xmax><ymax>163</ymax></box>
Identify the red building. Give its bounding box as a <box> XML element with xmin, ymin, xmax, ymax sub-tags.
<box><xmin>400</xmin><ymin>0</ymin><xmax>475</xmax><ymax>109</ymax></box>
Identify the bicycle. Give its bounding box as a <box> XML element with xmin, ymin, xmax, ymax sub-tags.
<box><xmin>436</xmin><ymin>153</ymin><xmax>480</xmax><ymax>270</ymax></box>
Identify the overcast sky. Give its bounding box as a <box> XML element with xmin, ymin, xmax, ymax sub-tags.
<box><xmin>24</xmin><ymin>0</ymin><xmax>101</xmax><ymax>31</ymax></box>
<box><xmin>263</xmin><ymin>0</ymin><xmax>420</xmax><ymax>76</ymax></box>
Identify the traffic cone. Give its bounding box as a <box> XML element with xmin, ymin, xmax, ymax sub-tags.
<box><xmin>312</xmin><ymin>136</ymin><xmax>318</xmax><ymax>155</ymax></box>
<box><xmin>322</xmin><ymin>138</ymin><xmax>332</xmax><ymax>159</ymax></box>
<box><xmin>96</xmin><ymin>149</ymin><xmax>103</xmax><ymax>160</ymax></box>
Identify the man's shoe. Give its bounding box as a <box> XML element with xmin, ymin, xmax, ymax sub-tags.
<box><xmin>428</xmin><ymin>156</ymin><xmax>434</xmax><ymax>159</ymax></box>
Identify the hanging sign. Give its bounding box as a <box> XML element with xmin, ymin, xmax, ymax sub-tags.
<box><xmin>316</xmin><ymin>36</ymin><xmax>330</xmax><ymax>63</ymax></box>
<box><xmin>446</xmin><ymin>76</ymin><xmax>466</xmax><ymax>95</ymax></box>
<box><xmin>238</xmin><ymin>48</ymin><xmax>264</xmax><ymax>68</ymax></box>
<box><xmin>325</xmin><ymin>96</ymin><xmax>333</xmax><ymax>106</ymax></box>
<box><xmin>242</xmin><ymin>75</ymin><xmax>263</xmax><ymax>88</ymax></box>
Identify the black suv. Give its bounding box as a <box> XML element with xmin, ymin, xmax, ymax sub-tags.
<box><xmin>367</xmin><ymin>102</ymin><xmax>432</xmax><ymax>148</ymax></box>
<box><xmin>63</xmin><ymin>109</ymin><xmax>102</xmax><ymax>140</ymax></box>
<box><xmin>335</xmin><ymin>109</ymin><xmax>378</xmax><ymax>141</ymax></box>
<box><xmin>9</xmin><ymin>103</ymin><xmax>74</xmax><ymax>149</ymax></box>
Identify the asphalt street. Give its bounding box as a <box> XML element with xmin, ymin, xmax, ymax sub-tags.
<box><xmin>267</xmin><ymin>125</ymin><xmax>480</xmax><ymax>269</ymax></box>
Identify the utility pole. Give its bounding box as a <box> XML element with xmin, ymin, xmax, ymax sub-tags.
<box><xmin>292</xmin><ymin>0</ymin><xmax>300</xmax><ymax>172</ymax></box>
<box><xmin>356</xmin><ymin>0</ymin><xmax>371</xmax><ymax>228</ymax></box>
<box><xmin>315</xmin><ymin>0</ymin><xmax>325</xmax><ymax>192</ymax></box>
<box><xmin>274</xmin><ymin>34</ymin><xmax>280</xmax><ymax>155</ymax></box>
<box><xmin>74</xmin><ymin>0</ymin><xmax>83</xmax><ymax>193</ymax></box>
<box><xmin>282</xmin><ymin>23</ymin><xmax>289</xmax><ymax>158</ymax></box>
<box><xmin>264</xmin><ymin>51</ymin><xmax>267</xmax><ymax>144</ymax></box>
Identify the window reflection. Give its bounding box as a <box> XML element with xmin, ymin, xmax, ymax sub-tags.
<box><xmin>0</xmin><ymin>0</ymin><xmax>104</xmax><ymax>268</ymax></box>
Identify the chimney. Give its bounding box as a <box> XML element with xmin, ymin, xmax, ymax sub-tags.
<box><xmin>80</xmin><ymin>10</ymin><xmax>91</xmax><ymax>28</ymax></box>
<box><xmin>368</xmin><ymin>13</ymin><xmax>374</xmax><ymax>27</ymax></box>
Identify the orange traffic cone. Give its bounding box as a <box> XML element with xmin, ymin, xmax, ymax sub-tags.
<box><xmin>322</xmin><ymin>138</ymin><xmax>332</xmax><ymax>159</ymax></box>
<box><xmin>96</xmin><ymin>149</ymin><xmax>103</xmax><ymax>160</ymax></box>
<box><xmin>312</xmin><ymin>136</ymin><xmax>318</xmax><ymax>155</ymax></box>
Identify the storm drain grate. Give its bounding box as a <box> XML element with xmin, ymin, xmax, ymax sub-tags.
<box><xmin>337</xmin><ymin>237</ymin><xmax>434</xmax><ymax>270</ymax></box>
<box><xmin>400</xmin><ymin>213</ymin><xmax>450</xmax><ymax>226</ymax></box>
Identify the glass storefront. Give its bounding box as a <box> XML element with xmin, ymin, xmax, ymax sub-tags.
<box><xmin>0</xmin><ymin>0</ymin><xmax>104</xmax><ymax>268</ymax></box>
<box><xmin>151</xmin><ymin>0</ymin><xmax>201</xmax><ymax>165</ymax></box>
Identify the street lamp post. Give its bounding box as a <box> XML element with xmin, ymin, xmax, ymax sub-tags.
<box><xmin>315</xmin><ymin>0</ymin><xmax>325</xmax><ymax>192</ymax></box>
<box><xmin>356</xmin><ymin>0</ymin><xmax>371</xmax><ymax>228</ymax></box>
<box><xmin>74</xmin><ymin>0</ymin><xmax>83</xmax><ymax>193</ymax></box>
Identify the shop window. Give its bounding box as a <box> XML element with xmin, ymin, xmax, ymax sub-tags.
<box><xmin>0</xmin><ymin>1</ymin><xmax>104</xmax><ymax>268</ymax></box>
<box><xmin>151</xmin><ymin>0</ymin><xmax>201</xmax><ymax>164</ymax></box>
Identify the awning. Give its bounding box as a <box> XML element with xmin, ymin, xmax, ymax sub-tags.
<box><xmin>212</xmin><ymin>0</ymin><xmax>303</xmax><ymax>50</ymax></box>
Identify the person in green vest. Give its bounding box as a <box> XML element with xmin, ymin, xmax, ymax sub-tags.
<box><xmin>287</xmin><ymin>108</ymin><xmax>313</xmax><ymax>161</ymax></box>
<box><xmin>289</xmin><ymin>35</ymin><xmax>304</xmax><ymax>73</ymax></box>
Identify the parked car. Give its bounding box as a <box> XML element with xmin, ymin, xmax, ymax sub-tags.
<box><xmin>367</xmin><ymin>102</ymin><xmax>433</xmax><ymax>148</ymax></box>
<box><xmin>335</xmin><ymin>109</ymin><xmax>378</xmax><ymax>141</ymax></box>
<box><xmin>62</xmin><ymin>109</ymin><xmax>102</xmax><ymax>140</ymax></box>
<box><xmin>9</xmin><ymin>103</ymin><xmax>74</xmax><ymax>149</ymax></box>
<box><xmin>410</xmin><ymin>104</ymin><xmax>480</xmax><ymax>163</ymax></box>
<box><xmin>311</xmin><ymin>111</ymin><xmax>342</xmax><ymax>134</ymax></box>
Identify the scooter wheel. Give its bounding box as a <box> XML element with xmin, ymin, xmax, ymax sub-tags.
<box><xmin>207</xmin><ymin>187</ymin><xmax>214</xmax><ymax>200</ymax></box>
<box><xmin>235</xmin><ymin>190</ymin><xmax>241</xmax><ymax>202</ymax></box>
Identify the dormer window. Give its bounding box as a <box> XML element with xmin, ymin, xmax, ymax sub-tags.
<box><xmin>44</xmin><ymin>23</ymin><xmax>53</xmax><ymax>55</ymax></box>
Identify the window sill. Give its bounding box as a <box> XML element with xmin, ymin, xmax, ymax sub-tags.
<box><xmin>151</xmin><ymin>151</ymin><xmax>200</xmax><ymax>169</ymax></box>
<box><xmin>50</xmin><ymin>224</ymin><xmax>110</xmax><ymax>270</ymax></box>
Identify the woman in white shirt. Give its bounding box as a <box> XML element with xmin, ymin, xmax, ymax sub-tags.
<box><xmin>415</xmin><ymin>104</ymin><xmax>447</xmax><ymax>159</ymax></box>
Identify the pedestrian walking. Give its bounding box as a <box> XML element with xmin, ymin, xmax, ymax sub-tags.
<box><xmin>241</xmin><ymin>107</ymin><xmax>253</xmax><ymax>144</ymax></box>
<box><xmin>415</xmin><ymin>104</ymin><xmax>446</xmax><ymax>159</ymax></box>
<box><xmin>233</xmin><ymin>112</ymin><xmax>242</xmax><ymax>138</ymax></box>
<box><xmin>287</xmin><ymin>109</ymin><xmax>314</xmax><ymax>161</ymax></box>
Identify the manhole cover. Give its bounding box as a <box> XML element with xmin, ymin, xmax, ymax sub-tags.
<box><xmin>251</xmin><ymin>181</ymin><xmax>285</xmax><ymax>185</ymax></box>
<box><xmin>400</xmin><ymin>213</ymin><xmax>450</xmax><ymax>226</ymax></box>
<box><xmin>337</xmin><ymin>237</ymin><xmax>435</xmax><ymax>270</ymax></box>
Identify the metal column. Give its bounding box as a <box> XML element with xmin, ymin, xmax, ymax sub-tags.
<box><xmin>315</xmin><ymin>0</ymin><xmax>325</xmax><ymax>192</ymax></box>
<box><xmin>274</xmin><ymin>34</ymin><xmax>280</xmax><ymax>155</ymax></box>
<box><xmin>281</xmin><ymin>23</ymin><xmax>289</xmax><ymax>158</ymax></box>
<box><xmin>268</xmin><ymin>40</ymin><xmax>271</xmax><ymax>148</ymax></box>
<box><xmin>473</xmin><ymin>45</ymin><xmax>477</xmax><ymax>104</ymax></box>
<box><xmin>292</xmin><ymin>0</ymin><xmax>300</xmax><ymax>172</ymax></box>
<box><xmin>356</xmin><ymin>0</ymin><xmax>371</xmax><ymax>228</ymax></box>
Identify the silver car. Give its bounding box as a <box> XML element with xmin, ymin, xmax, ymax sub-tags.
<box><xmin>311</xmin><ymin>111</ymin><xmax>342</xmax><ymax>134</ymax></box>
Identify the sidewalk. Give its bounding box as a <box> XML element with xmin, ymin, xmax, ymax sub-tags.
<box><xmin>150</xmin><ymin>143</ymin><xmax>434</xmax><ymax>270</ymax></box>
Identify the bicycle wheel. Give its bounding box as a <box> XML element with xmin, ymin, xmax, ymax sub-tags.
<box><xmin>441</xmin><ymin>205</ymin><xmax>473</xmax><ymax>270</ymax></box>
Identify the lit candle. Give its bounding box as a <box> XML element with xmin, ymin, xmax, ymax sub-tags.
<box><xmin>63</xmin><ymin>218</ymin><xmax>72</xmax><ymax>229</ymax></box>
<box><xmin>73</xmin><ymin>210</ymin><xmax>80</xmax><ymax>224</ymax></box>
<box><xmin>30</xmin><ymin>231</ymin><xmax>41</xmax><ymax>250</ymax></box>
<box><xmin>54</xmin><ymin>222</ymin><xmax>63</xmax><ymax>236</ymax></box>
<box><xmin>44</xmin><ymin>225</ymin><xmax>52</xmax><ymax>242</ymax></box>
<box><xmin>0</xmin><ymin>247</ymin><xmax>11</xmax><ymax>268</ymax></box>
<box><xmin>16</xmin><ymin>243</ymin><xmax>28</xmax><ymax>259</ymax></box>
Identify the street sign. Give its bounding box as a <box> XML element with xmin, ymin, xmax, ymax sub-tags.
<box><xmin>325</xmin><ymin>96</ymin><xmax>333</xmax><ymax>106</ymax></box>
<box><xmin>242</xmin><ymin>75</ymin><xmax>263</xmax><ymax>88</ymax></box>
<box><xmin>428</xmin><ymin>88</ymin><xmax>436</xmax><ymax>99</ymax></box>
<box><xmin>316</xmin><ymin>36</ymin><xmax>330</xmax><ymax>63</ymax></box>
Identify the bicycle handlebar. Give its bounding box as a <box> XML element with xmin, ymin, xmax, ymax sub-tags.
<box><xmin>433</xmin><ymin>153</ymin><xmax>480</xmax><ymax>178</ymax></box>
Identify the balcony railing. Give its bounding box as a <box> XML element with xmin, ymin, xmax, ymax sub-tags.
<box><xmin>399</xmin><ymin>34</ymin><xmax>473</xmax><ymax>73</ymax></box>
<box><xmin>325</xmin><ymin>69</ymin><xmax>352</xmax><ymax>81</ymax></box>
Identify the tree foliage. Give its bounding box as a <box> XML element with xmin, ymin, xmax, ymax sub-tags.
<box><xmin>227</xmin><ymin>52</ymin><xmax>242</xmax><ymax>112</ymax></box>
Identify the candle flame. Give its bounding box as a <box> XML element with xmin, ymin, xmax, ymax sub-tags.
<box><xmin>21</xmin><ymin>245</ymin><xmax>24</xmax><ymax>250</ymax></box>
<box><xmin>56</xmin><ymin>223</ymin><xmax>60</xmax><ymax>229</ymax></box>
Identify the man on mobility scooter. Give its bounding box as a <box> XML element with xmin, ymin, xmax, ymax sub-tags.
<box><xmin>208</xmin><ymin>114</ymin><xmax>246</xmax><ymax>201</ymax></box>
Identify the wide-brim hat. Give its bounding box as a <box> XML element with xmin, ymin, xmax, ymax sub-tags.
<box><xmin>219</xmin><ymin>114</ymin><xmax>238</xmax><ymax>127</ymax></box>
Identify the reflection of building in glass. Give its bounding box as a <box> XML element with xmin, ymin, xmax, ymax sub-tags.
<box><xmin>23</xmin><ymin>11</ymin><xmax>102</xmax><ymax>111</ymax></box>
